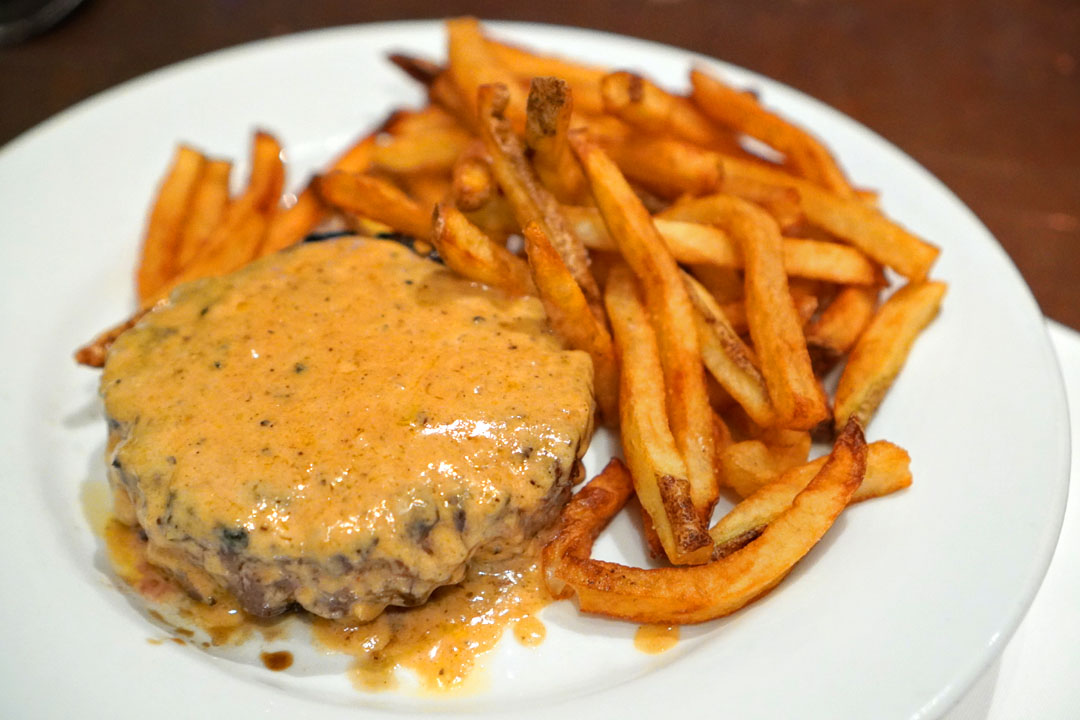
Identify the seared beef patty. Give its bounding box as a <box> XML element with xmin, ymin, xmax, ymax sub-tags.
<box><xmin>102</xmin><ymin>239</ymin><xmax>594</xmax><ymax>620</ymax></box>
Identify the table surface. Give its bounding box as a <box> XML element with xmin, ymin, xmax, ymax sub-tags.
<box><xmin>2</xmin><ymin>0</ymin><xmax>1077</xmax><ymax>331</ymax></box>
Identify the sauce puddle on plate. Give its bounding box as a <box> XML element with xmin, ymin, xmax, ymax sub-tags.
<box><xmin>634</xmin><ymin>624</ymin><xmax>680</xmax><ymax>654</ymax></box>
<box><xmin>311</xmin><ymin>550</ymin><xmax>551</xmax><ymax>692</ymax></box>
<box><xmin>103</xmin><ymin>516</ymin><xmax>551</xmax><ymax>691</ymax></box>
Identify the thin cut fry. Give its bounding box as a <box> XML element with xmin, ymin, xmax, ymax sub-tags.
<box><xmin>683</xmin><ymin>273</ymin><xmax>775</xmax><ymax>427</ymax></box>
<box><xmin>371</xmin><ymin>127</ymin><xmax>472</xmax><ymax>175</ymax></box>
<box><xmin>600</xmin><ymin>71</ymin><xmax>745</xmax><ymax>155</ymax></box>
<box><xmin>317</xmin><ymin>171</ymin><xmax>431</xmax><ymax>239</ymax></box>
<box><xmin>523</xmin><ymin>222</ymin><xmax>618</xmax><ymax>423</ymax></box>
<box><xmin>604</xmin><ymin>266</ymin><xmax>711</xmax><ymax>564</ymax></box>
<box><xmin>447</xmin><ymin>17</ymin><xmax>527</xmax><ymax>131</ymax></box>
<box><xmin>167</xmin><ymin>131</ymin><xmax>284</xmax><ymax>292</ymax></box>
<box><xmin>261</xmin><ymin>180</ymin><xmax>326</xmax><ymax>255</ymax></box>
<box><xmin>834</xmin><ymin>281</ymin><xmax>946</xmax><ymax>430</ymax></box>
<box><xmin>477</xmin><ymin>83</ymin><xmax>601</xmax><ymax>315</ymax></box>
<box><xmin>429</xmin><ymin>203</ymin><xmax>534</xmax><ymax>296</ymax></box>
<box><xmin>485</xmin><ymin>38</ymin><xmax>607</xmax><ymax>115</ymax></box>
<box><xmin>805</xmin><ymin>285</ymin><xmax>880</xmax><ymax>373</ymax></box>
<box><xmin>451</xmin><ymin>140</ymin><xmax>496</xmax><ymax>211</ymax></box>
<box><xmin>136</xmin><ymin>145</ymin><xmax>206</xmax><ymax>303</ymax></box>
<box><xmin>718</xmin><ymin>155</ymin><xmax>940</xmax><ymax>281</ymax></box>
<box><xmin>526</xmin><ymin>77</ymin><xmax>587</xmax><ymax>204</ymax></box>
<box><xmin>571</xmin><ymin>131</ymin><xmax>718</xmax><ymax>517</ymax></box>
<box><xmin>175</xmin><ymin>158</ymin><xmax>231</xmax><ymax>268</ymax></box>
<box><xmin>607</xmin><ymin>134</ymin><xmax>721</xmax><ymax>198</ymax></box>
<box><xmin>690</xmin><ymin>194</ymin><xmax>827</xmax><ymax>428</ymax></box>
<box><xmin>543</xmin><ymin>421</ymin><xmax>867</xmax><ymax>624</ymax></box>
<box><xmin>690</xmin><ymin>68</ymin><xmax>855</xmax><ymax>198</ymax></box>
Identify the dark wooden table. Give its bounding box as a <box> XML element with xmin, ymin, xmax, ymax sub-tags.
<box><xmin>3</xmin><ymin>0</ymin><xmax>1077</xmax><ymax>329</ymax></box>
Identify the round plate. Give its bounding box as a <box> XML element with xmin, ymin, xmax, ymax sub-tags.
<box><xmin>0</xmin><ymin>20</ymin><xmax>1069</xmax><ymax>720</ymax></box>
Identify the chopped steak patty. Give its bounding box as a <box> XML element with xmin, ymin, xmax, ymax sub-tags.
<box><xmin>102</xmin><ymin>239</ymin><xmax>595</xmax><ymax>620</ymax></box>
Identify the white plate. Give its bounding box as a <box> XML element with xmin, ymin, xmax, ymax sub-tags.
<box><xmin>0</xmin><ymin>20</ymin><xmax>1069</xmax><ymax>720</ymax></box>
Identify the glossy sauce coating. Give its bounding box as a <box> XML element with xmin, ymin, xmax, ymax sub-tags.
<box><xmin>102</xmin><ymin>239</ymin><xmax>594</xmax><ymax>619</ymax></box>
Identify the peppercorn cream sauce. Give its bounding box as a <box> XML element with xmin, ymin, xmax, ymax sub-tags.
<box><xmin>101</xmin><ymin>238</ymin><xmax>594</xmax><ymax>620</ymax></box>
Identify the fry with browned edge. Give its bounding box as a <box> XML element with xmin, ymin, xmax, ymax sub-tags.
<box><xmin>604</xmin><ymin>265</ymin><xmax>712</xmax><ymax>564</ymax></box>
<box><xmin>523</xmin><ymin>222</ymin><xmax>618</xmax><ymax>423</ymax></box>
<box><xmin>571</xmin><ymin>130</ymin><xmax>719</xmax><ymax>518</ymax></box>
<box><xmin>543</xmin><ymin>420</ymin><xmax>866</xmax><ymax>623</ymax></box>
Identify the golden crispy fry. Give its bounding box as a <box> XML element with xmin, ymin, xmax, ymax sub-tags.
<box><xmin>317</xmin><ymin>170</ymin><xmax>431</xmax><ymax>239</ymax></box>
<box><xmin>720</xmin><ymin>438</ymin><xmax>910</xmax><ymax>511</ymax></box>
<box><xmin>477</xmin><ymin>84</ymin><xmax>601</xmax><ymax>314</ymax></box>
<box><xmin>717</xmin><ymin>288</ymin><xmax>819</xmax><ymax>336</ymax></box>
<box><xmin>718</xmin><ymin>172</ymin><xmax>803</xmax><ymax>230</ymax></box>
<box><xmin>260</xmin><ymin>183</ymin><xmax>326</xmax><ymax>256</ymax></box>
<box><xmin>167</xmin><ymin>131</ymin><xmax>284</xmax><ymax>291</ymax></box>
<box><xmin>451</xmin><ymin>140</ymin><xmax>496</xmax><ymax>211</ymax></box>
<box><xmin>429</xmin><ymin>71</ymin><xmax>476</xmax><ymax>130</ymax></box>
<box><xmin>176</xmin><ymin>158</ymin><xmax>231</xmax><ymax>268</ymax></box>
<box><xmin>571</xmin><ymin>132</ymin><xmax>718</xmax><ymax>517</ymax></box>
<box><xmin>834</xmin><ymin>281</ymin><xmax>946</xmax><ymax>430</ymax></box>
<box><xmin>485</xmin><ymin>38</ymin><xmax>607</xmax><ymax>115</ymax></box>
<box><xmin>607</xmin><ymin>134</ymin><xmax>721</xmax><ymax>199</ymax></box>
<box><xmin>381</xmin><ymin>104</ymin><xmax>462</xmax><ymax>136</ymax></box>
<box><xmin>543</xmin><ymin>421</ymin><xmax>867</xmax><ymax>624</ymax></box>
<box><xmin>430</xmin><ymin>203</ymin><xmax>535</xmax><ymax>296</ymax></box>
<box><xmin>526</xmin><ymin>77</ymin><xmax>587</xmax><ymax>204</ymax></box>
<box><xmin>805</xmin><ymin>285</ymin><xmax>880</xmax><ymax>373</ymax></box>
<box><xmin>463</xmin><ymin>194</ymin><xmax>520</xmax><ymax>240</ymax></box>
<box><xmin>691</xmin><ymin>194</ymin><xmax>827</xmax><ymax>429</ymax></box>
<box><xmin>604</xmin><ymin>266</ymin><xmax>712</xmax><ymax>563</ymax></box>
<box><xmin>690</xmin><ymin>68</ymin><xmax>855</xmax><ymax>198</ymax></box>
<box><xmin>371</xmin><ymin>127</ymin><xmax>472</xmax><ymax>175</ymax></box>
<box><xmin>718</xmin><ymin>155</ymin><xmax>940</xmax><ymax>281</ymax></box>
<box><xmin>684</xmin><ymin>273</ymin><xmax>776</xmax><ymax>427</ymax></box>
<box><xmin>400</xmin><ymin>173</ymin><xmax>451</xmax><ymax>209</ymax></box>
<box><xmin>600</xmin><ymin>71</ymin><xmax>745</xmax><ymax>156</ymax></box>
<box><xmin>523</xmin><ymin>222</ymin><xmax>619</xmax><ymax>423</ymax></box>
<box><xmin>718</xmin><ymin>435</ymin><xmax>812</xmax><ymax>499</ymax></box>
<box><xmin>447</xmin><ymin>17</ymin><xmax>527</xmax><ymax>131</ymax></box>
<box><xmin>136</xmin><ymin>145</ymin><xmax>206</xmax><ymax>304</ymax></box>
<box><xmin>688</xmin><ymin>263</ymin><xmax>744</xmax><ymax>305</ymax></box>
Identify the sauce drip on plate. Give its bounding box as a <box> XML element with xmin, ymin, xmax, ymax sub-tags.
<box><xmin>634</xmin><ymin>624</ymin><xmax>680</xmax><ymax>654</ymax></box>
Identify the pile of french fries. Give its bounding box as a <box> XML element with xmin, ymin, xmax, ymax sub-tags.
<box><xmin>77</xmin><ymin>18</ymin><xmax>947</xmax><ymax>625</ymax></box>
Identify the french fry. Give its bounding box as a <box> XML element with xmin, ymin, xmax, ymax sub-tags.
<box><xmin>834</xmin><ymin>281</ymin><xmax>946</xmax><ymax>430</ymax></box>
<box><xmin>543</xmin><ymin>420</ymin><xmax>866</xmax><ymax>623</ymax></box>
<box><xmin>686</xmin><ymin>263</ymin><xmax>744</xmax><ymax>304</ymax></box>
<box><xmin>600</xmin><ymin>71</ymin><xmax>746</xmax><ymax>156</ymax></box>
<box><xmin>718</xmin><ymin>155</ymin><xmax>940</xmax><ymax>281</ymax></box>
<box><xmin>604</xmin><ymin>266</ymin><xmax>712</xmax><ymax>564</ymax></box>
<box><xmin>317</xmin><ymin>171</ymin><xmax>431</xmax><ymax>239</ymax></box>
<box><xmin>371</xmin><ymin>127</ymin><xmax>472</xmax><ymax>175</ymax></box>
<box><xmin>447</xmin><ymin>17</ymin><xmax>528</xmax><ymax>131</ymax></box>
<box><xmin>260</xmin><ymin>182</ymin><xmax>326</xmax><ymax>256</ymax></box>
<box><xmin>175</xmin><ymin>158</ymin><xmax>231</xmax><ymax>268</ymax></box>
<box><xmin>136</xmin><ymin>145</ymin><xmax>206</xmax><ymax>304</ymax></box>
<box><xmin>431</xmin><ymin>203</ymin><xmax>535</xmax><ymax>296</ymax></box>
<box><xmin>683</xmin><ymin>273</ymin><xmax>775</xmax><ymax>427</ymax></box>
<box><xmin>526</xmin><ymin>77</ymin><xmax>588</xmax><ymax>204</ymax></box>
<box><xmin>805</xmin><ymin>285</ymin><xmax>880</xmax><ymax>373</ymax></box>
<box><xmin>523</xmin><ymin>222</ymin><xmax>619</xmax><ymax>422</ymax></box>
<box><xmin>571</xmin><ymin>132</ymin><xmax>718</xmax><ymax>517</ymax></box>
<box><xmin>74</xmin><ymin>308</ymin><xmax>151</xmax><ymax>368</ymax></box>
<box><xmin>381</xmin><ymin>104</ymin><xmax>462</xmax><ymax>136</ymax></box>
<box><xmin>718</xmin><ymin>172</ymin><xmax>803</xmax><ymax>230</ymax></box>
<box><xmin>167</xmin><ymin>131</ymin><xmax>283</xmax><ymax>292</ymax></box>
<box><xmin>690</xmin><ymin>68</ymin><xmax>855</xmax><ymax>198</ymax></box>
<box><xmin>400</xmin><ymin>173</ymin><xmax>451</xmax><ymax>209</ymax></box>
<box><xmin>718</xmin><ymin>289</ymin><xmax>819</xmax><ymax>336</ymax></box>
<box><xmin>607</xmin><ymin>133</ymin><xmax>721</xmax><ymax>198</ymax></box>
<box><xmin>485</xmin><ymin>38</ymin><xmax>608</xmax><ymax>115</ymax></box>
<box><xmin>451</xmin><ymin>140</ymin><xmax>496</xmax><ymax>211</ymax></box>
<box><xmin>477</xmin><ymin>84</ymin><xmax>601</xmax><ymax>315</ymax></box>
<box><xmin>687</xmin><ymin>194</ymin><xmax>827</xmax><ymax>429</ymax></box>
<box><xmin>718</xmin><ymin>435</ymin><xmax>812</xmax><ymax>499</ymax></box>
<box><xmin>721</xmin><ymin>438</ymin><xmax>910</xmax><ymax>504</ymax></box>
<box><xmin>463</xmin><ymin>194</ymin><xmax>520</xmax><ymax>240</ymax></box>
